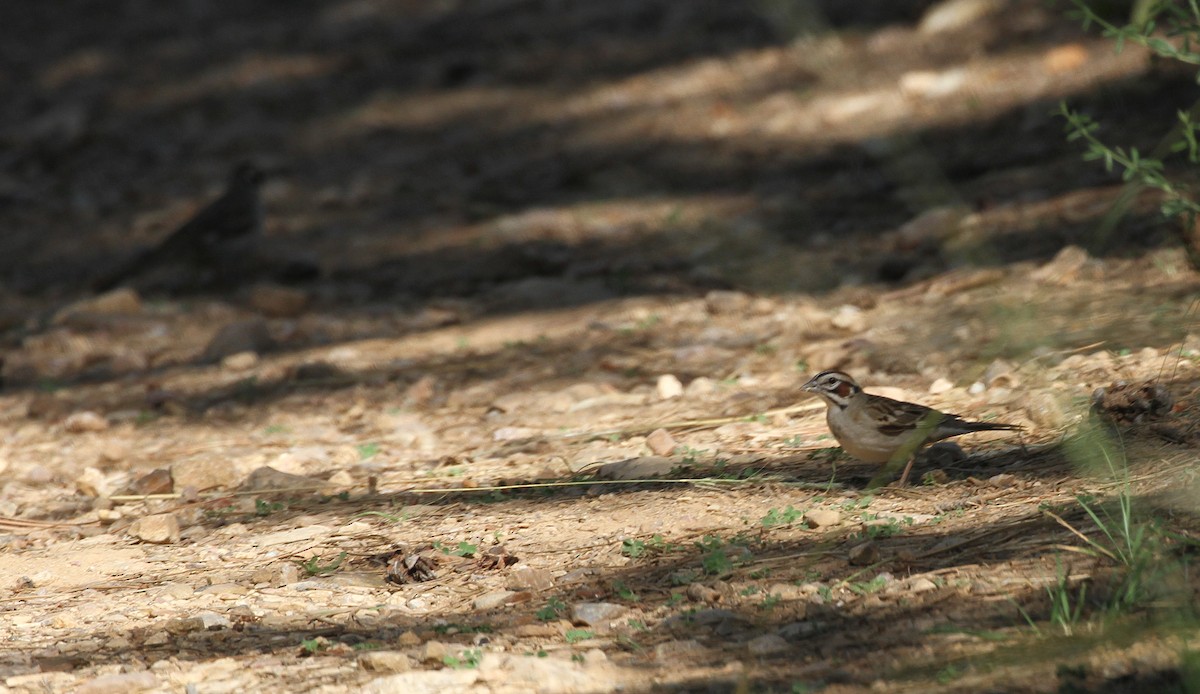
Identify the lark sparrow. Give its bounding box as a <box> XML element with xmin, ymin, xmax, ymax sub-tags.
<box><xmin>93</xmin><ymin>162</ymin><xmax>266</xmax><ymax>291</ymax></box>
<box><xmin>801</xmin><ymin>370</ymin><xmax>1020</xmax><ymax>486</ymax></box>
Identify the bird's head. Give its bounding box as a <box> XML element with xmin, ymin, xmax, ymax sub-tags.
<box><xmin>801</xmin><ymin>370</ymin><xmax>861</xmax><ymax>408</ymax></box>
<box><xmin>229</xmin><ymin>161</ymin><xmax>266</xmax><ymax>189</ymax></box>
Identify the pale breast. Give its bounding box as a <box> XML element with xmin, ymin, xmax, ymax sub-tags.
<box><xmin>825</xmin><ymin>406</ymin><xmax>904</xmax><ymax>463</ymax></box>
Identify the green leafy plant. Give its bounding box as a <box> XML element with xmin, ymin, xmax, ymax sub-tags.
<box><xmin>1046</xmin><ymin>559</ymin><xmax>1088</xmax><ymax>636</ymax></box>
<box><xmin>758</xmin><ymin>594</ymin><xmax>782</xmax><ymax>611</ymax></box>
<box><xmin>848</xmin><ymin>575</ymin><xmax>890</xmax><ymax>595</ymax></box>
<box><xmin>255</xmin><ymin>499</ymin><xmax>285</xmax><ymax>516</ymax></box>
<box><xmin>936</xmin><ymin>664</ymin><xmax>962</xmax><ymax>684</ymax></box>
<box><xmin>536</xmin><ymin>597</ymin><xmax>567</xmax><ymax>621</ymax></box>
<box><xmin>443</xmin><ymin>648</ymin><xmax>482</xmax><ymax>669</ymax></box>
<box><xmin>300</xmin><ymin>552</ymin><xmax>346</xmax><ymax>576</ymax></box>
<box><xmin>1060</xmin><ymin>0</ymin><xmax>1200</xmax><ymax>259</ymax></box>
<box><xmin>565</xmin><ymin>628</ymin><xmax>594</xmax><ymax>643</ymax></box>
<box><xmin>612</xmin><ymin>580</ymin><xmax>639</xmax><ymax>602</ymax></box>
<box><xmin>856</xmin><ymin>513</ymin><xmax>910</xmax><ymax>540</ymax></box>
<box><xmin>624</xmin><ymin>535</ymin><xmax>681</xmax><ymax>557</ymax></box>
<box><xmin>621</xmin><ymin>538</ymin><xmax>647</xmax><ymax>559</ymax></box>
<box><xmin>300</xmin><ymin>637</ymin><xmax>327</xmax><ymax>654</ymax></box>
<box><xmin>356</xmin><ymin>442</ymin><xmax>381</xmax><ymax>460</ymax></box>
<box><xmin>433</xmin><ymin>540</ymin><xmax>477</xmax><ymax>557</ymax></box>
<box><xmin>696</xmin><ymin>535</ymin><xmax>737</xmax><ymax>576</ymax></box>
<box><xmin>761</xmin><ymin>505</ymin><xmax>804</xmax><ymax>528</ymax></box>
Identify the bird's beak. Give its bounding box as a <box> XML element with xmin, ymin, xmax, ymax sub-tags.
<box><xmin>800</xmin><ymin>377</ymin><xmax>817</xmax><ymax>393</ymax></box>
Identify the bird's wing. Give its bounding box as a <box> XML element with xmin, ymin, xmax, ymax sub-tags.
<box><xmin>863</xmin><ymin>394</ymin><xmax>945</xmax><ymax>437</ymax></box>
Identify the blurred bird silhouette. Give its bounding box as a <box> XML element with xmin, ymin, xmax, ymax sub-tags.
<box><xmin>92</xmin><ymin>162</ymin><xmax>266</xmax><ymax>292</ymax></box>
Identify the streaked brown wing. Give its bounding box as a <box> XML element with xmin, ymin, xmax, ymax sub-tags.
<box><xmin>865</xmin><ymin>395</ymin><xmax>946</xmax><ymax>437</ymax></box>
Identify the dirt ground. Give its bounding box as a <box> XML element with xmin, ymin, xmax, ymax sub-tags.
<box><xmin>3</xmin><ymin>0</ymin><xmax>1200</xmax><ymax>692</ymax></box>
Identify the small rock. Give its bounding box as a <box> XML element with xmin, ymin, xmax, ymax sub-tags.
<box><xmin>765</xmin><ymin>584</ymin><xmax>806</xmax><ymax>601</ymax></box>
<box><xmin>247</xmin><ymin>283</ymin><xmax>310</xmax><ymax>317</ymax></box>
<box><xmin>685</xmin><ymin>377</ymin><xmax>716</xmax><ymax>397</ymax></box>
<box><xmin>64</xmin><ymin>411</ymin><xmax>108</xmax><ymax>433</ymax></box>
<box><xmin>987</xmin><ymin>387</ymin><xmax>1016</xmax><ymax>405</ymax></box>
<box><xmin>355</xmin><ymin>653</ymin><xmax>412</xmax><ymax>672</ymax></box>
<box><xmin>129</xmin><ymin>513</ymin><xmax>181</xmax><ymax>544</ymax></box>
<box><xmin>240</xmin><ymin>465</ymin><xmax>329</xmax><ymax>493</ymax></box>
<box><xmin>358</xmin><ymin>650</ymin><xmax>412</xmax><ymax>673</ymax></box>
<box><xmin>53</xmin><ymin>288</ymin><xmax>142</xmax><ymax>325</ymax></box>
<box><xmin>571</xmin><ymin>602</ymin><xmax>625</xmax><ymax>627</ymax></box>
<box><xmin>830</xmin><ymin>305</ymin><xmax>866</xmax><ymax>332</ymax></box>
<box><xmin>74</xmin><ymin>671</ymin><xmax>157</xmax><ymax>694</ymax></box>
<box><xmin>75</xmin><ymin>466</ymin><xmax>120</xmax><ymax>497</ymax></box>
<box><xmin>919</xmin><ymin>0</ymin><xmax>1002</xmax><ymax>33</ymax></box>
<box><xmin>983</xmin><ymin>358</ymin><xmax>1017</xmax><ymax>388</ymax></box>
<box><xmin>899</xmin><ymin>68</ymin><xmax>966</xmax><ymax>99</ymax></box>
<box><xmin>657</xmin><ymin>374</ymin><xmax>684</xmax><ymax>400</ymax></box>
<box><xmin>397</xmin><ymin>631</ymin><xmax>421</xmax><ymax>647</ymax></box>
<box><xmin>221</xmin><ymin>351</ymin><xmax>259</xmax><ymax>371</ymax></box>
<box><xmin>1031</xmin><ymin>245</ymin><xmax>1090</xmax><ymax>285</ymax></box>
<box><xmin>778</xmin><ymin>621</ymin><xmax>822</xmax><ymax>640</ymax></box>
<box><xmin>705</xmin><ymin>290</ymin><xmax>752</xmax><ymax>314</ymax></box>
<box><xmin>472</xmin><ymin>590</ymin><xmax>516</xmax><ymax>611</ymax></box>
<box><xmin>1022</xmin><ymin>391</ymin><xmax>1066</xmax><ymax>429</ymax></box>
<box><xmin>478</xmin><ymin>654</ymin><xmax>607</xmax><ymax>691</ymax></box>
<box><xmin>988</xmin><ymin>473</ymin><xmax>1016</xmax><ymax>488</ymax></box>
<box><xmin>358</xmin><ymin>670</ymin><xmax>481</xmax><ymax>694</ymax></box>
<box><xmin>23</xmin><ymin>464</ymin><xmax>54</xmax><ymax>485</ymax></box>
<box><xmin>158</xmin><ymin>583</ymin><xmax>193</xmax><ymax>600</ymax></box>
<box><xmin>1044</xmin><ymin>43</ymin><xmax>1089</xmax><ymax>74</ymax></box>
<box><xmin>908</xmin><ymin>577</ymin><xmax>939</xmax><ymax>594</ymax></box>
<box><xmin>172</xmin><ymin>457</ymin><xmax>245</xmax><ymax>492</ymax></box>
<box><xmin>419</xmin><ymin>640</ymin><xmax>449</xmax><ymax>663</ymax></box>
<box><xmin>195</xmin><ymin>612</ymin><xmax>232</xmax><ymax>630</ymax></box>
<box><xmin>746</xmin><ymin>633</ymin><xmax>789</xmax><ymax>656</ymax></box>
<box><xmin>928</xmin><ymin>378</ymin><xmax>954</xmax><ymax>395</ymax></box>
<box><xmin>165</xmin><ymin>616</ymin><xmax>206</xmax><ymax>634</ymax></box>
<box><xmin>804</xmin><ymin>509</ymin><xmax>840</xmax><ymax>529</ymax></box>
<box><xmin>654</xmin><ymin>639</ymin><xmax>706</xmax><ymax>660</ymax></box>
<box><xmin>202</xmin><ymin>319</ymin><xmax>274</xmax><ymax>362</ymax></box>
<box><xmin>493</xmin><ymin>426</ymin><xmax>539</xmax><ymax>442</ymax></box>
<box><xmin>686</xmin><ymin>583</ymin><xmax>723</xmax><ymax>603</ymax></box>
<box><xmin>254</xmin><ymin>525</ymin><xmax>333</xmax><ymax>547</ymax></box>
<box><xmin>505</xmin><ymin>568</ymin><xmax>555</xmax><ymax>592</ymax></box>
<box><xmin>377</xmin><ymin>412</ymin><xmax>438</xmax><ymax>452</ymax></box>
<box><xmin>968</xmin><ymin>381</ymin><xmax>986</xmax><ymax>395</ymax></box>
<box><xmin>97</xmin><ymin>442</ymin><xmax>131</xmax><ymax>465</ymax></box>
<box><xmin>593</xmin><ymin>456</ymin><xmax>675</xmax><ymax>480</ymax></box>
<box><xmin>848</xmin><ymin>541</ymin><xmax>879</xmax><ymax>566</ymax></box>
<box><xmin>404</xmin><ymin>375</ymin><xmax>438</xmax><ymax>407</ymax></box>
<box><xmin>645</xmin><ymin>428</ymin><xmax>678</xmax><ymax>456</ymax></box>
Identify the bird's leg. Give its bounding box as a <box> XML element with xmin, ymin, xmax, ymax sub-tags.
<box><xmin>896</xmin><ymin>454</ymin><xmax>917</xmax><ymax>487</ymax></box>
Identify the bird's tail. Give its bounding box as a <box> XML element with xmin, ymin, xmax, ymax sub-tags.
<box><xmin>956</xmin><ymin>419</ymin><xmax>1022</xmax><ymax>433</ymax></box>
